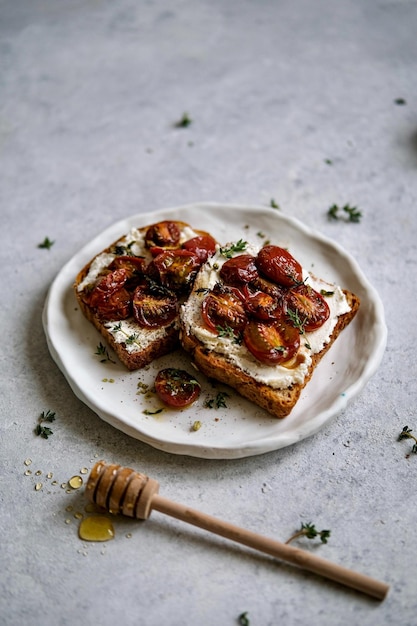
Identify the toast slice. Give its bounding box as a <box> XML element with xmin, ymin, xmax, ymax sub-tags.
<box><xmin>180</xmin><ymin>243</ymin><xmax>360</xmax><ymax>418</ymax></box>
<box><xmin>74</xmin><ymin>220</ymin><xmax>217</xmax><ymax>370</ymax></box>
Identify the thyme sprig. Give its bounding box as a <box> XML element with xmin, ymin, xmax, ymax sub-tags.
<box><xmin>398</xmin><ymin>426</ymin><xmax>417</xmax><ymax>454</ymax></box>
<box><xmin>286</xmin><ymin>308</ymin><xmax>311</xmax><ymax>350</ymax></box>
<box><xmin>205</xmin><ymin>391</ymin><xmax>230</xmax><ymax>409</ymax></box>
<box><xmin>110</xmin><ymin>322</ymin><xmax>141</xmax><ymax>348</ymax></box>
<box><xmin>220</xmin><ymin>240</ymin><xmax>247</xmax><ymax>258</ymax></box>
<box><xmin>327</xmin><ymin>204</ymin><xmax>362</xmax><ymax>223</ymax></box>
<box><xmin>95</xmin><ymin>342</ymin><xmax>116</xmax><ymax>364</ymax></box>
<box><xmin>217</xmin><ymin>325</ymin><xmax>242</xmax><ymax>343</ymax></box>
<box><xmin>35</xmin><ymin>410</ymin><xmax>56</xmax><ymax>439</ymax></box>
<box><xmin>286</xmin><ymin>522</ymin><xmax>331</xmax><ymax>545</ymax></box>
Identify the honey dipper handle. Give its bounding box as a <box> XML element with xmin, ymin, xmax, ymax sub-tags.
<box><xmin>151</xmin><ymin>495</ymin><xmax>389</xmax><ymax>601</ymax></box>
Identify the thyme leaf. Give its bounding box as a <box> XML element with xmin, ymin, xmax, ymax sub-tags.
<box><xmin>174</xmin><ymin>112</ymin><xmax>192</xmax><ymax>128</ymax></box>
<box><xmin>398</xmin><ymin>425</ymin><xmax>417</xmax><ymax>455</ymax></box>
<box><xmin>205</xmin><ymin>391</ymin><xmax>230</xmax><ymax>409</ymax></box>
<box><xmin>95</xmin><ymin>342</ymin><xmax>116</xmax><ymax>364</ymax></box>
<box><xmin>34</xmin><ymin>410</ymin><xmax>56</xmax><ymax>438</ymax></box>
<box><xmin>238</xmin><ymin>612</ymin><xmax>250</xmax><ymax>626</ymax></box>
<box><xmin>327</xmin><ymin>203</ymin><xmax>362</xmax><ymax>223</ymax></box>
<box><xmin>37</xmin><ymin>237</ymin><xmax>55</xmax><ymax>250</ymax></box>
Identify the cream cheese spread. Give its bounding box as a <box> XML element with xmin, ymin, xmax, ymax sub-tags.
<box><xmin>180</xmin><ymin>244</ymin><xmax>351</xmax><ymax>389</ymax></box>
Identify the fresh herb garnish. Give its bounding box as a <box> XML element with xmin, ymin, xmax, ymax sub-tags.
<box><xmin>286</xmin><ymin>308</ymin><xmax>311</xmax><ymax>349</ymax></box>
<box><xmin>398</xmin><ymin>426</ymin><xmax>417</xmax><ymax>454</ymax></box>
<box><xmin>238</xmin><ymin>612</ymin><xmax>250</xmax><ymax>626</ymax></box>
<box><xmin>34</xmin><ymin>410</ymin><xmax>56</xmax><ymax>439</ymax></box>
<box><xmin>320</xmin><ymin>289</ymin><xmax>334</xmax><ymax>297</ymax></box>
<box><xmin>270</xmin><ymin>199</ymin><xmax>280</xmax><ymax>209</ymax></box>
<box><xmin>205</xmin><ymin>391</ymin><xmax>230</xmax><ymax>409</ymax></box>
<box><xmin>216</xmin><ymin>325</ymin><xmax>242</xmax><ymax>343</ymax></box>
<box><xmin>126</xmin><ymin>333</ymin><xmax>139</xmax><ymax>345</ymax></box>
<box><xmin>37</xmin><ymin>237</ymin><xmax>55</xmax><ymax>250</ymax></box>
<box><xmin>113</xmin><ymin>242</ymin><xmax>135</xmax><ymax>256</ymax></box>
<box><xmin>324</xmin><ymin>158</ymin><xmax>333</xmax><ymax>165</ymax></box>
<box><xmin>191</xmin><ymin>420</ymin><xmax>202</xmax><ymax>432</ymax></box>
<box><xmin>95</xmin><ymin>342</ymin><xmax>116</xmax><ymax>364</ymax></box>
<box><xmin>109</xmin><ymin>322</ymin><xmax>141</xmax><ymax>348</ymax></box>
<box><xmin>286</xmin><ymin>522</ymin><xmax>331</xmax><ymax>545</ymax></box>
<box><xmin>174</xmin><ymin>112</ymin><xmax>192</xmax><ymax>128</ymax></box>
<box><xmin>327</xmin><ymin>204</ymin><xmax>362</xmax><ymax>223</ymax></box>
<box><xmin>220</xmin><ymin>240</ymin><xmax>247</xmax><ymax>258</ymax></box>
<box><xmin>394</xmin><ymin>98</ymin><xmax>406</xmax><ymax>105</ymax></box>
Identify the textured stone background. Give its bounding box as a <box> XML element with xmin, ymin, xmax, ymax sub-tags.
<box><xmin>1</xmin><ymin>1</ymin><xmax>416</xmax><ymax>624</ymax></box>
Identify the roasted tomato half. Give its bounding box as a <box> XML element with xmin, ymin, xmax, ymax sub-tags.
<box><xmin>285</xmin><ymin>284</ymin><xmax>330</xmax><ymax>332</ymax></box>
<box><xmin>109</xmin><ymin>255</ymin><xmax>146</xmax><ymax>273</ymax></box>
<box><xmin>244</xmin><ymin>289</ymin><xmax>283</xmax><ymax>321</ymax></box>
<box><xmin>150</xmin><ymin>250</ymin><xmax>201</xmax><ymax>293</ymax></box>
<box><xmin>256</xmin><ymin>245</ymin><xmax>303</xmax><ymax>287</ymax></box>
<box><xmin>249</xmin><ymin>274</ymin><xmax>287</xmax><ymax>301</ymax></box>
<box><xmin>182</xmin><ymin>234</ymin><xmax>217</xmax><ymax>263</ymax></box>
<box><xmin>109</xmin><ymin>255</ymin><xmax>146</xmax><ymax>288</ymax></box>
<box><xmin>155</xmin><ymin>368</ymin><xmax>201</xmax><ymax>408</ymax></box>
<box><xmin>202</xmin><ymin>285</ymin><xmax>247</xmax><ymax>335</ymax></box>
<box><xmin>87</xmin><ymin>269</ymin><xmax>131</xmax><ymax>321</ymax></box>
<box><xmin>219</xmin><ymin>254</ymin><xmax>259</xmax><ymax>286</ymax></box>
<box><xmin>145</xmin><ymin>220</ymin><xmax>181</xmax><ymax>249</ymax></box>
<box><xmin>243</xmin><ymin>318</ymin><xmax>300</xmax><ymax>366</ymax></box>
<box><xmin>132</xmin><ymin>284</ymin><xmax>178</xmax><ymax>328</ymax></box>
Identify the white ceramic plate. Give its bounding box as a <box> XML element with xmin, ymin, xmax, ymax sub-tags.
<box><xmin>43</xmin><ymin>203</ymin><xmax>387</xmax><ymax>459</ymax></box>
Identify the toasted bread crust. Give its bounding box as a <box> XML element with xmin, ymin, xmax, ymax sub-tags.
<box><xmin>74</xmin><ymin>221</ymin><xmax>212</xmax><ymax>370</ymax></box>
<box><xmin>180</xmin><ymin>290</ymin><xmax>360</xmax><ymax>418</ymax></box>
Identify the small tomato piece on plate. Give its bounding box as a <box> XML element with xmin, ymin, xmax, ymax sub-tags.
<box><xmin>256</xmin><ymin>245</ymin><xmax>303</xmax><ymax>287</ymax></box>
<box><xmin>155</xmin><ymin>368</ymin><xmax>201</xmax><ymax>408</ymax></box>
<box><xmin>243</xmin><ymin>318</ymin><xmax>300</xmax><ymax>365</ymax></box>
<box><xmin>145</xmin><ymin>220</ymin><xmax>181</xmax><ymax>248</ymax></box>
<box><xmin>182</xmin><ymin>234</ymin><xmax>217</xmax><ymax>263</ymax></box>
<box><xmin>132</xmin><ymin>284</ymin><xmax>178</xmax><ymax>328</ymax></box>
<box><xmin>285</xmin><ymin>284</ymin><xmax>330</xmax><ymax>331</ymax></box>
<box><xmin>202</xmin><ymin>286</ymin><xmax>248</xmax><ymax>335</ymax></box>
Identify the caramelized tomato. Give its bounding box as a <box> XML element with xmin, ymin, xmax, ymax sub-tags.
<box><xmin>256</xmin><ymin>245</ymin><xmax>303</xmax><ymax>287</ymax></box>
<box><xmin>88</xmin><ymin>269</ymin><xmax>131</xmax><ymax>321</ymax></box>
<box><xmin>132</xmin><ymin>285</ymin><xmax>178</xmax><ymax>328</ymax></box>
<box><xmin>182</xmin><ymin>234</ymin><xmax>217</xmax><ymax>262</ymax></box>
<box><xmin>219</xmin><ymin>254</ymin><xmax>259</xmax><ymax>286</ymax></box>
<box><xmin>150</xmin><ymin>250</ymin><xmax>201</xmax><ymax>292</ymax></box>
<box><xmin>202</xmin><ymin>286</ymin><xmax>247</xmax><ymax>335</ymax></box>
<box><xmin>285</xmin><ymin>284</ymin><xmax>330</xmax><ymax>331</ymax></box>
<box><xmin>244</xmin><ymin>290</ymin><xmax>283</xmax><ymax>321</ymax></box>
<box><xmin>155</xmin><ymin>368</ymin><xmax>201</xmax><ymax>408</ymax></box>
<box><xmin>109</xmin><ymin>256</ymin><xmax>146</xmax><ymax>275</ymax></box>
<box><xmin>145</xmin><ymin>220</ymin><xmax>181</xmax><ymax>248</ymax></box>
<box><xmin>249</xmin><ymin>275</ymin><xmax>287</xmax><ymax>301</ymax></box>
<box><xmin>243</xmin><ymin>318</ymin><xmax>300</xmax><ymax>365</ymax></box>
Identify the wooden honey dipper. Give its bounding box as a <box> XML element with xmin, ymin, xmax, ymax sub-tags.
<box><xmin>86</xmin><ymin>461</ymin><xmax>389</xmax><ymax>601</ymax></box>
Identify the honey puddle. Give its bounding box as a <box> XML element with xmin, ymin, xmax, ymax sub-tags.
<box><xmin>78</xmin><ymin>516</ymin><xmax>115</xmax><ymax>542</ymax></box>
